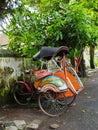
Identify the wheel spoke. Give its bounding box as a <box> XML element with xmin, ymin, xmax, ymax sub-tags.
<box><xmin>13</xmin><ymin>83</ymin><xmax>32</xmax><ymax>105</ymax></box>
<box><xmin>38</xmin><ymin>91</ymin><xmax>68</xmax><ymax>117</ymax></box>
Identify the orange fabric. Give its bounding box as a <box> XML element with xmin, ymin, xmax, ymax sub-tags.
<box><xmin>54</xmin><ymin>71</ymin><xmax>74</xmax><ymax>97</ymax></box>
<box><xmin>54</xmin><ymin>71</ymin><xmax>66</xmax><ymax>81</ymax></box>
<box><xmin>67</xmin><ymin>71</ymin><xmax>80</xmax><ymax>91</ymax></box>
<box><xmin>64</xmin><ymin>89</ymin><xmax>74</xmax><ymax>97</ymax></box>
<box><xmin>54</xmin><ymin>70</ymin><xmax>80</xmax><ymax>91</ymax></box>
<box><xmin>34</xmin><ymin>79</ymin><xmax>41</xmax><ymax>88</ymax></box>
<box><xmin>57</xmin><ymin>90</ymin><xmax>74</xmax><ymax>98</ymax></box>
<box><xmin>54</xmin><ymin>70</ymin><xmax>81</xmax><ymax>97</ymax></box>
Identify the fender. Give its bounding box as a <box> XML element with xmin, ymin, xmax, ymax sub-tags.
<box><xmin>16</xmin><ymin>81</ymin><xmax>32</xmax><ymax>93</ymax></box>
<box><xmin>38</xmin><ymin>75</ymin><xmax>68</xmax><ymax>92</ymax></box>
<box><xmin>40</xmin><ymin>84</ymin><xmax>60</xmax><ymax>92</ymax></box>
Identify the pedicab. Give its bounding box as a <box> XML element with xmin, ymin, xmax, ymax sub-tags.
<box><xmin>12</xmin><ymin>46</ymin><xmax>84</xmax><ymax>117</ymax></box>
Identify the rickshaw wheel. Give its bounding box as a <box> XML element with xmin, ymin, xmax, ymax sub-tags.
<box><xmin>38</xmin><ymin>90</ymin><xmax>68</xmax><ymax>117</ymax></box>
<box><xmin>13</xmin><ymin>83</ymin><xmax>31</xmax><ymax>105</ymax></box>
<box><xmin>67</xmin><ymin>95</ymin><xmax>76</xmax><ymax>106</ymax></box>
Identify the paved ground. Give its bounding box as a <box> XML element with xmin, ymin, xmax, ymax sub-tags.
<box><xmin>0</xmin><ymin>70</ymin><xmax>98</xmax><ymax>130</ymax></box>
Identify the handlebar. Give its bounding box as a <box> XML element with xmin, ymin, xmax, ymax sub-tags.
<box><xmin>24</xmin><ymin>69</ymin><xmax>34</xmax><ymax>75</ymax></box>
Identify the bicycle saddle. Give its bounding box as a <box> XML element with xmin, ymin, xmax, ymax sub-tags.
<box><xmin>33</xmin><ymin>46</ymin><xmax>69</xmax><ymax>61</ymax></box>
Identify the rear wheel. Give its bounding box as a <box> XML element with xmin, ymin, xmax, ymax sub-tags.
<box><xmin>38</xmin><ymin>90</ymin><xmax>68</xmax><ymax>117</ymax></box>
<box><xmin>12</xmin><ymin>83</ymin><xmax>32</xmax><ymax>105</ymax></box>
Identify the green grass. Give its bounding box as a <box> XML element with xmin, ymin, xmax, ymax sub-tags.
<box><xmin>81</xmin><ymin>77</ymin><xmax>88</xmax><ymax>84</ymax></box>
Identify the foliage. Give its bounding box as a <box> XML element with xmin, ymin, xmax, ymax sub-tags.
<box><xmin>0</xmin><ymin>86</ymin><xmax>9</xmax><ymax>97</ymax></box>
<box><xmin>0</xmin><ymin>0</ymin><xmax>17</xmax><ymax>20</ymax></box>
<box><xmin>1</xmin><ymin>0</ymin><xmax>98</xmax><ymax>57</ymax></box>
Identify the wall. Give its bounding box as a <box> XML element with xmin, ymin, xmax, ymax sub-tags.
<box><xmin>0</xmin><ymin>57</ymin><xmax>33</xmax><ymax>105</ymax></box>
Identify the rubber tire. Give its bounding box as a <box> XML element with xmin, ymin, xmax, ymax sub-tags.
<box><xmin>38</xmin><ymin>91</ymin><xmax>68</xmax><ymax>117</ymax></box>
<box><xmin>67</xmin><ymin>95</ymin><xmax>76</xmax><ymax>106</ymax></box>
<box><xmin>13</xmin><ymin>83</ymin><xmax>31</xmax><ymax>105</ymax></box>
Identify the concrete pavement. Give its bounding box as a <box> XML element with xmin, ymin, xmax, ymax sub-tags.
<box><xmin>0</xmin><ymin>69</ymin><xmax>98</xmax><ymax>130</ymax></box>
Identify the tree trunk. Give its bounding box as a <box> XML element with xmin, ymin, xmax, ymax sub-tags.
<box><xmin>90</xmin><ymin>45</ymin><xmax>95</xmax><ymax>69</ymax></box>
<box><xmin>78</xmin><ymin>52</ymin><xmax>87</xmax><ymax>77</ymax></box>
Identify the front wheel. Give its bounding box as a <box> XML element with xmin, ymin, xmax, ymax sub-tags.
<box><xmin>67</xmin><ymin>95</ymin><xmax>76</xmax><ymax>106</ymax></box>
<box><xmin>12</xmin><ymin>83</ymin><xmax>32</xmax><ymax>105</ymax></box>
<box><xmin>38</xmin><ymin>90</ymin><xmax>68</xmax><ymax>117</ymax></box>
